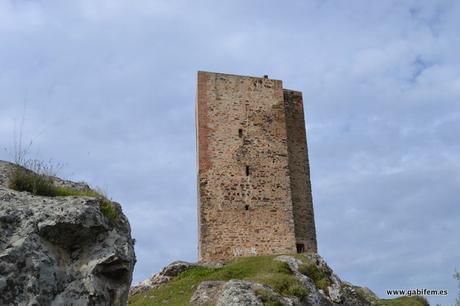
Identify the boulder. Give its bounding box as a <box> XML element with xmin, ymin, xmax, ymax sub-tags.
<box><xmin>190</xmin><ymin>279</ymin><xmax>297</xmax><ymax>306</ymax></box>
<box><xmin>131</xmin><ymin>253</ymin><xmax>387</xmax><ymax>306</ymax></box>
<box><xmin>276</xmin><ymin>253</ymin><xmax>381</xmax><ymax>306</ymax></box>
<box><xmin>215</xmin><ymin>280</ymin><xmax>264</xmax><ymax>306</ymax></box>
<box><xmin>129</xmin><ymin>260</ymin><xmax>195</xmax><ymax>296</ymax></box>
<box><xmin>190</xmin><ymin>280</ymin><xmax>226</xmax><ymax>305</ymax></box>
<box><xmin>0</xmin><ymin>161</ymin><xmax>136</xmax><ymax>306</ymax></box>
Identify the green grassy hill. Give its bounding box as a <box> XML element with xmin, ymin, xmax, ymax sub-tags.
<box><xmin>128</xmin><ymin>255</ymin><xmax>428</xmax><ymax>306</ymax></box>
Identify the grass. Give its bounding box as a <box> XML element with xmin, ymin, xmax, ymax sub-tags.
<box><xmin>129</xmin><ymin>254</ymin><xmax>433</xmax><ymax>306</ymax></box>
<box><xmin>128</xmin><ymin>255</ymin><xmax>307</xmax><ymax>306</ymax></box>
<box><xmin>296</xmin><ymin>257</ymin><xmax>427</xmax><ymax>306</ymax></box>
<box><xmin>8</xmin><ymin>165</ymin><xmax>56</xmax><ymax>196</ymax></box>
<box><xmin>376</xmin><ymin>296</ymin><xmax>429</xmax><ymax>306</ymax></box>
<box><xmin>8</xmin><ymin>164</ymin><xmax>119</xmax><ymax>223</ymax></box>
<box><xmin>353</xmin><ymin>286</ymin><xmax>380</xmax><ymax>304</ymax></box>
<box><xmin>298</xmin><ymin>261</ymin><xmax>332</xmax><ymax>293</ymax></box>
<box><xmin>254</xmin><ymin>288</ymin><xmax>284</xmax><ymax>306</ymax></box>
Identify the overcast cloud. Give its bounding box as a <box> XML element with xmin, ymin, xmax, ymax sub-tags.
<box><xmin>0</xmin><ymin>1</ymin><xmax>459</xmax><ymax>304</ymax></box>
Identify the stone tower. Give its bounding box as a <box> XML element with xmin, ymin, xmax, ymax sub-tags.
<box><xmin>196</xmin><ymin>71</ymin><xmax>317</xmax><ymax>262</ymax></box>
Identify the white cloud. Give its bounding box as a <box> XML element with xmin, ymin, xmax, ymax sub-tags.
<box><xmin>0</xmin><ymin>0</ymin><xmax>459</xmax><ymax>304</ymax></box>
<box><xmin>0</xmin><ymin>1</ymin><xmax>44</xmax><ymax>31</ymax></box>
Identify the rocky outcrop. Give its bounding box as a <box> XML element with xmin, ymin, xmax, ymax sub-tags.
<box><xmin>190</xmin><ymin>281</ymin><xmax>226</xmax><ymax>305</ymax></box>
<box><xmin>274</xmin><ymin>254</ymin><xmax>379</xmax><ymax>306</ymax></box>
<box><xmin>129</xmin><ymin>260</ymin><xmax>225</xmax><ymax>296</ymax></box>
<box><xmin>129</xmin><ymin>261</ymin><xmax>195</xmax><ymax>296</ymax></box>
<box><xmin>215</xmin><ymin>280</ymin><xmax>264</xmax><ymax>306</ymax></box>
<box><xmin>130</xmin><ymin>253</ymin><xmax>428</xmax><ymax>306</ymax></box>
<box><xmin>0</xmin><ymin>161</ymin><xmax>136</xmax><ymax>306</ymax></box>
<box><xmin>189</xmin><ymin>279</ymin><xmax>295</xmax><ymax>306</ymax></box>
<box><xmin>188</xmin><ymin>254</ymin><xmax>379</xmax><ymax>306</ymax></box>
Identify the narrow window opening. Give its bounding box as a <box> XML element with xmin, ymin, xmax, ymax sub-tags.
<box><xmin>296</xmin><ymin>244</ymin><xmax>305</xmax><ymax>254</ymax></box>
<box><xmin>238</xmin><ymin>129</ymin><xmax>243</xmax><ymax>138</ymax></box>
<box><xmin>244</xmin><ymin>205</ymin><xmax>249</xmax><ymax>211</ymax></box>
<box><xmin>245</xmin><ymin>166</ymin><xmax>250</xmax><ymax>176</ymax></box>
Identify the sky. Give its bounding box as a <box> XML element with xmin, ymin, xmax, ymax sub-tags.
<box><xmin>0</xmin><ymin>0</ymin><xmax>459</xmax><ymax>304</ymax></box>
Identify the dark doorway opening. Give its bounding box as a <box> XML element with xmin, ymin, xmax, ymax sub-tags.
<box><xmin>244</xmin><ymin>205</ymin><xmax>249</xmax><ymax>211</ymax></box>
<box><xmin>238</xmin><ymin>129</ymin><xmax>243</xmax><ymax>138</ymax></box>
<box><xmin>245</xmin><ymin>166</ymin><xmax>250</xmax><ymax>176</ymax></box>
<box><xmin>296</xmin><ymin>244</ymin><xmax>305</xmax><ymax>253</ymax></box>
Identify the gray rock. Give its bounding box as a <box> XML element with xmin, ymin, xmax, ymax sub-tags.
<box><xmin>0</xmin><ymin>161</ymin><xmax>136</xmax><ymax>306</ymax></box>
<box><xmin>216</xmin><ymin>280</ymin><xmax>263</xmax><ymax>306</ymax></box>
<box><xmin>134</xmin><ymin>252</ymin><xmax>389</xmax><ymax>306</ymax></box>
<box><xmin>276</xmin><ymin>255</ymin><xmax>332</xmax><ymax>306</ymax></box>
<box><xmin>130</xmin><ymin>260</ymin><xmax>195</xmax><ymax>296</ymax></box>
<box><xmin>190</xmin><ymin>280</ymin><xmax>226</xmax><ymax>305</ymax></box>
<box><xmin>276</xmin><ymin>254</ymin><xmax>381</xmax><ymax>306</ymax></box>
<box><xmin>275</xmin><ymin>255</ymin><xmax>303</xmax><ymax>271</ymax></box>
<box><xmin>161</xmin><ymin>260</ymin><xmax>194</xmax><ymax>277</ymax></box>
<box><xmin>189</xmin><ymin>279</ymin><xmax>297</xmax><ymax>306</ymax></box>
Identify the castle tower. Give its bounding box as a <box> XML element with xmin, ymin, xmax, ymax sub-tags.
<box><xmin>196</xmin><ymin>71</ymin><xmax>317</xmax><ymax>261</ymax></box>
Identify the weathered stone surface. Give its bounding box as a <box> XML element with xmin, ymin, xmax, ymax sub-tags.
<box><xmin>196</xmin><ymin>71</ymin><xmax>317</xmax><ymax>262</ymax></box>
<box><xmin>215</xmin><ymin>280</ymin><xmax>264</xmax><ymax>306</ymax></box>
<box><xmin>276</xmin><ymin>254</ymin><xmax>381</xmax><ymax>306</ymax></box>
<box><xmin>132</xmin><ymin>253</ymin><xmax>418</xmax><ymax>306</ymax></box>
<box><xmin>190</xmin><ymin>280</ymin><xmax>226</xmax><ymax>305</ymax></box>
<box><xmin>276</xmin><ymin>255</ymin><xmax>332</xmax><ymax>306</ymax></box>
<box><xmin>284</xmin><ymin>90</ymin><xmax>317</xmax><ymax>252</ymax></box>
<box><xmin>190</xmin><ymin>253</ymin><xmax>380</xmax><ymax>305</ymax></box>
<box><xmin>189</xmin><ymin>279</ymin><xmax>297</xmax><ymax>306</ymax></box>
<box><xmin>0</xmin><ymin>161</ymin><xmax>135</xmax><ymax>306</ymax></box>
<box><xmin>129</xmin><ymin>260</ymin><xmax>195</xmax><ymax>296</ymax></box>
<box><xmin>161</xmin><ymin>260</ymin><xmax>194</xmax><ymax>277</ymax></box>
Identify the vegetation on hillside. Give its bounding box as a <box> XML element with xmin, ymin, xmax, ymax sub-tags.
<box><xmin>454</xmin><ymin>269</ymin><xmax>460</xmax><ymax>306</ymax></box>
<box><xmin>376</xmin><ymin>296</ymin><xmax>429</xmax><ymax>306</ymax></box>
<box><xmin>128</xmin><ymin>255</ymin><xmax>306</xmax><ymax>306</ymax></box>
<box><xmin>298</xmin><ymin>261</ymin><xmax>332</xmax><ymax>293</ymax></box>
<box><xmin>7</xmin><ymin>161</ymin><xmax>119</xmax><ymax>223</ymax></box>
<box><xmin>128</xmin><ymin>255</ymin><xmax>428</xmax><ymax>306</ymax></box>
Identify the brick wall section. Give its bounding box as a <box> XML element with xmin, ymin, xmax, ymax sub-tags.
<box><xmin>284</xmin><ymin>89</ymin><xmax>318</xmax><ymax>253</ymax></box>
<box><xmin>196</xmin><ymin>71</ymin><xmax>317</xmax><ymax>261</ymax></box>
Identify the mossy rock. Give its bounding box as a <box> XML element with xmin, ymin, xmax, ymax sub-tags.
<box><xmin>298</xmin><ymin>261</ymin><xmax>333</xmax><ymax>293</ymax></box>
<box><xmin>129</xmin><ymin>256</ymin><xmax>306</xmax><ymax>306</ymax></box>
<box><xmin>8</xmin><ymin>164</ymin><xmax>120</xmax><ymax>223</ymax></box>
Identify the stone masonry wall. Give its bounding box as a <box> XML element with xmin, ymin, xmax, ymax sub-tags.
<box><xmin>284</xmin><ymin>90</ymin><xmax>318</xmax><ymax>253</ymax></box>
<box><xmin>196</xmin><ymin>71</ymin><xmax>316</xmax><ymax>261</ymax></box>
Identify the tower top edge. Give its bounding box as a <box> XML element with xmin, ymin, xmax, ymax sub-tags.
<box><xmin>197</xmin><ymin>70</ymin><xmax>283</xmax><ymax>83</ymax></box>
<box><xmin>283</xmin><ymin>88</ymin><xmax>303</xmax><ymax>94</ymax></box>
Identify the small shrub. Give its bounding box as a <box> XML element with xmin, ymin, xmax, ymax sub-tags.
<box><xmin>377</xmin><ymin>296</ymin><xmax>429</xmax><ymax>306</ymax></box>
<box><xmin>276</xmin><ymin>261</ymin><xmax>293</xmax><ymax>274</ymax></box>
<box><xmin>8</xmin><ymin>162</ymin><xmax>119</xmax><ymax>224</ymax></box>
<box><xmin>298</xmin><ymin>263</ymin><xmax>332</xmax><ymax>293</ymax></box>
<box><xmin>9</xmin><ymin>165</ymin><xmax>56</xmax><ymax>196</ymax></box>
<box><xmin>254</xmin><ymin>289</ymin><xmax>284</xmax><ymax>306</ymax></box>
<box><xmin>265</xmin><ymin>275</ymin><xmax>292</xmax><ymax>293</ymax></box>
<box><xmin>287</xmin><ymin>284</ymin><xmax>309</xmax><ymax>299</ymax></box>
<box><xmin>260</xmin><ymin>273</ymin><xmax>307</xmax><ymax>299</ymax></box>
<box><xmin>353</xmin><ymin>287</ymin><xmax>378</xmax><ymax>304</ymax></box>
<box><xmin>100</xmin><ymin>198</ymin><xmax>119</xmax><ymax>223</ymax></box>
